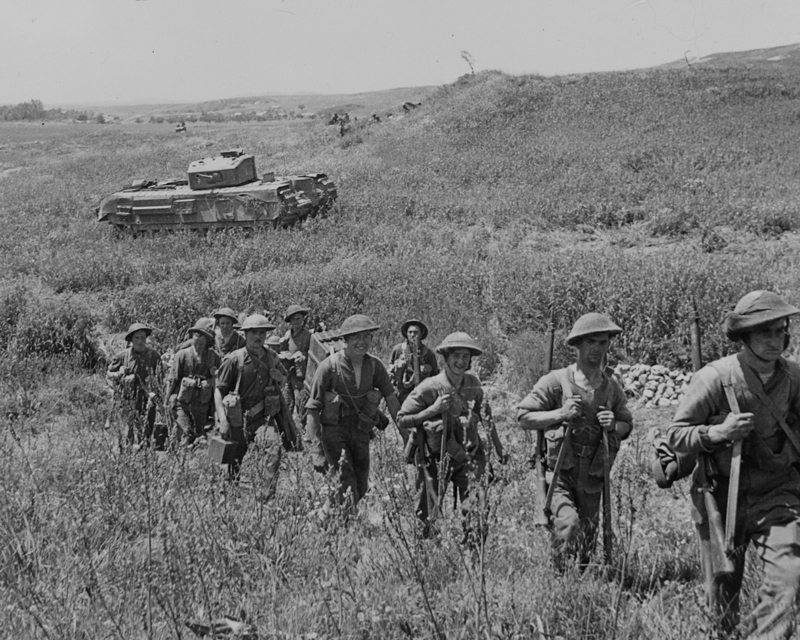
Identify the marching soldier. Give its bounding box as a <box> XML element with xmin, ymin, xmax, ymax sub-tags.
<box><xmin>279</xmin><ymin>305</ymin><xmax>312</xmax><ymax>424</ymax></box>
<box><xmin>306</xmin><ymin>314</ymin><xmax>401</xmax><ymax>511</ymax></box>
<box><xmin>212</xmin><ymin>307</ymin><xmax>246</xmax><ymax>356</ymax></box>
<box><xmin>397</xmin><ymin>332</ymin><xmax>486</xmax><ymax>525</ymax></box>
<box><xmin>663</xmin><ymin>291</ymin><xmax>800</xmax><ymax>639</ymax></box>
<box><xmin>107</xmin><ymin>322</ymin><xmax>164</xmax><ymax>449</ymax></box>
<box><xmin>214</xmin><ymin>314</ymin><xmax>287</xmax><ymax>487</ymax></box>
<box><xmin>389</xmin><ymin>319</ymin><xmax>439</xmax><ymax>405</ymax></box>
<box><xmin>165</xmin><ymin>318</ymin><xmax>221</xmax><ymax>445</ymax></box>
<box><xmin>517</xmin><ymin>313</ymin><xmax>633</xmax><ymax>570</ymax></box>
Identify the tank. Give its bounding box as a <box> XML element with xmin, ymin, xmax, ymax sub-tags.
<box><xmin>96</xmin><ymin>149</ymin><xmax>335</xmax><ymax>232</ymax></box>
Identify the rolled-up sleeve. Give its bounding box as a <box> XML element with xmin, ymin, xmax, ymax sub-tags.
<box><xmin>664</xmin><ymin>365</ymin><xmax>722</xmax><ymax>454</ymax></box>
<box><xmin>397</xmin><ymin>382</ymin><xmax>437</xmax><ymax>431</ymax></box>
<box><xmin>305</xmin><ymin>359</ymin><xmax>333</xmax><ymax>412</ymax></box>
<box><xmin>516</xmin><ymin>371</ymin><xmax>560</xmax><ymax>419</ymax></box>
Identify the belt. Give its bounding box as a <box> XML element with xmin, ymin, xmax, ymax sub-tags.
<box><xmin>244</xmin><ymin>400</ymin><xmax>265</xmax><ymax>420</ymax></box>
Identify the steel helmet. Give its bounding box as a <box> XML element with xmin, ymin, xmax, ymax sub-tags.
<box><xmin>338</xmin><ymin>314</ymin><xmax>380</xmax><ymax>338</ymax></box>
<box><xmin>125</xmin><ymin>322</ymin><xmax>153</xmax><ymax>343</ymax></box>
<box><xmin>213</xmin><ymin>307</ymin><xmax>239</xmax><ymax>323</ymax></box>
<box><xmin>435</xmin><ymin>332</ymin><xmax>483</xmax><ymax>356</ymax></box>
<box><xmin>240</xmin><ymin>314</ymin><xmax>276</xmax><ymax>331</ymax></box>
<box><xmin>265</xmin><ymin>335</ymin><xmax>282</xmax><ymax>348</ymax></box>
<box><xmin>724</xmin><ymin>291</ymin><xmax>800</xmax><ymax>341</ymax></box>
<box><xmin>401</xmin><ymin>319</ymin><xmax>429</xmax><ymax>340</ymax></box>
<box><xmin>283</xmin><ymin>305</ymin><xmax>310</xmax><ymax>322</ymax></box>
<box><xmin>566</xmin><ymin>313</ymin><xmax>622</xmax><ymax>346</ymax></box>
<box><xmin>188</xmin><ymin>317</ymin><xmax>215</xmax><ymax>342</ymax></box>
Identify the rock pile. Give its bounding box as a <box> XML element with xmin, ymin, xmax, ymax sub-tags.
<box><xmin>612</xmin><ymin>364</ymin><xmax>693</xmax><ymax>409</ymax></box>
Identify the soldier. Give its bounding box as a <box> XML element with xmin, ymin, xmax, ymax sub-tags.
<box><xmin>306</xmin><ymin>314</ymin><xmax>401</xmax><ymax>511</ymax></box>
<box><xmin>165</xmin><ymin>318</ymin><xmax>221</xmax><ymax>445</ymax></box>
<box><xmin>213</xmin><ymin>307</ymin><xmax>246</xmax><ymax>356</ymax></box>
<box><xmin>663</xmin><ymin>291</ymin><xmax>800</xmax><ymax>639</ymax></box>
<box><xmin>214</xmin><ymin>314</ymin><xmax>287</xmax><ymax>486</ymax></box>
<box><xmin>107</xmin><ymin>322</ymin><xmax>164</xmax><ymax>449</ymax></box>
<box><xmin>517</xmin><ymin>313</ymin><xmax>633</xmax><ymax>570</ymax></box>
<box><xmin>389</xmin><ymin>319</ymin><xmax>439</xmax><ymax>405</ymax></box>
<box><xmin>279</xmin><ymin>305</ymin><xmax>311</xmax><ymax>423</ymax></box>
<box><xmin>397</xmin><ymin>332</ymin><xmax>486</xmax><ymax>525</ymax></box>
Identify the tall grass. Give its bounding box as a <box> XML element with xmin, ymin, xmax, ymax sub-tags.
<box><xmin>1</xmin><ymin>61</ymin><xmax>798</xmax><ymax>637</ymax></box>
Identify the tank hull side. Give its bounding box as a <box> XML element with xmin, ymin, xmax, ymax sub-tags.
<box><xmin>97</xmin><ymin>181</ymin><xmax>301</xmax><ymax>231</ymax></box>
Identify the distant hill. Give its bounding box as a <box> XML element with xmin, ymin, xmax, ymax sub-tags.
<box><xmin>659</xmin><ymin>42</ymin><xmax>800</xmax><ymax>73</ymax></box>
<box><xmin>74</xmin><ymin>86</ymin><xmax>435</xmax><ymax>121</ymax></box>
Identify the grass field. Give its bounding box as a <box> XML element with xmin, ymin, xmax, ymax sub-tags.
<box><xmin>3</xmin><ymin>51</ymin><xmax>800</xmax><ymax>638</ymax></box>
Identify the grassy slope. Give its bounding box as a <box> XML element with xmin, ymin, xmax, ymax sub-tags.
<box><xmin>2</xmin><ymin>49</ymin><xmax>800</xmax><ymax>637</ymax></box>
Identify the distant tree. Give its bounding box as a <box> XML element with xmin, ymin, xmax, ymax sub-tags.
<box><xmin>134</xmin><ymin>117</ymin><xmax>143</xmax><ymax>123</ymax></box>
<box><xmin>461</xmin><ymin>50</ymin><xmax>475</xmax><ymax>75</ymax></box>
<box><xmin>298</xmin><ymin>104</ymin><xmax>306</xmax><ymax>112</ymax></box>
<box><xmin>76</xmin><ymin>113</ymin><xmax>88</xmax><ymax>122</ymax></box>
<box><xmin>96</xmin><ymin>114</ymin><xmax>105</xmax><ymax>124</ymax></box>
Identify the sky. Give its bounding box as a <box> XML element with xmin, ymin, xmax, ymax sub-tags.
<box><xmin>2</xmin><ymin>0</ymin><xmax>800</xmax><ymax>106</ymax></box>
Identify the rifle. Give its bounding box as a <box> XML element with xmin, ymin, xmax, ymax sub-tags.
<box><xmin>410</xmin><ymin>338</ymin><xmax>421</xmax><ymax>388</ymax></box>
<box><xmin>532</xmin><ymin>317</ymin><xmax>555</xmax><ymax>526</ymax></box>
<box><xmin>601</xmin><ymin>429</ymin><xmax>613</xmax><ymax>564</ymax></box>
<box><xmin>415</xmin><ymin>419</ymin><xmax>440</xmax><ymax>522</ymax></box>
<box><xmin>689</xmin><ymin>300</ymin><xmax>736</xmax><ymax>604</ymax></box>
<box><xmin>439</xmin><ymin>395</ymin><xmax>450</xmax><ymax>502</ymax></box>
<box><xmin>482</xmin><ymin>404</ymin><xmax>508</xmax><ymax>464</ymax></box>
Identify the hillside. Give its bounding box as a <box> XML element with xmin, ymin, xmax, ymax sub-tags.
<box><xmin>4</xmin><ymin>45</ymin><xmax>800</xmax><ymax>639</ymax></box>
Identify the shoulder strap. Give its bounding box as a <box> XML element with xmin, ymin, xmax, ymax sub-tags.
<box><xmin>739</xmin><ymin>360</ymin><xmax>800</xmax><ymax>455</ymax></box>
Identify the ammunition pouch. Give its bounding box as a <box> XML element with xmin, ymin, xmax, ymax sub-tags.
<box><xmin>322</xmin><ymin>391</ymin><xmax>341</xmax><ymax>424</ymax></box>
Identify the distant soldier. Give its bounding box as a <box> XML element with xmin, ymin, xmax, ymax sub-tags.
<box><xmin>214</xmin><ymin>314</ymin><xmax>287</xmax><ymax>486</ymax></box>
<box><xmin>517</xmin><ymin>313</ymin><xmax>633</xmax><ymax>570</ymax></box>
<box><xmin>107</xmin><ymin>322</ymin><xmax>164</xmax><ymax>449</ymax></box>
<box><xmin>306</xmin><ymin>315</ymin><xmax>401</xmax><ymax>511</ymax></box>
<box><xmin>663</xmin><ymin>291</ymin><xmax>800</xmax><ymax>639</ymax></box>
<box><xmin>165</xmin><ymin>318</ymin><xmax>221</xmax><ymax>445</ymax></box>
<box><xmin>279</xmin><ymin>305</ymin><xmax>312</xmax><ymax>423</ymax></box>
<box><xmin>397</xmin><ymin>332</ymin><xmax>486</xmax><ymax>525</ymax></box>
<box><xmin>213</xmin><ymin>307</ymin><xmax>246</xmax><ymax>356</ymax></box>
<box><xmin>389</xmin><ymin>319</ymin><xmax>439</xmax><ymax>405</ymax></box>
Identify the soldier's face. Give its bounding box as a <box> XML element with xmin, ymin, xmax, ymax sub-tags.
<box><xmin>576</xmin><ymin>333</ymin><xmax>610</xmax><ymax>366</ymax></box>
<box><xmin>191</xmin><ymin>331</ymin><xmax>208</xmax><ymax>351</ymax></box>
<box><xmin>345</xmin><ymin>331</ymin><xmax>373</xmax><ymax>356</ymax></box>
<box><xmin>289</xmin><ymin>313</ymin><xmax>306</xmax><ymax>330</ymax></box>
<box><xmin>218</xmin><ymin>317</ymin><xmax>234</xmax><ymax>336</ymax></box>
<box><xmin>130</xmin><ymin>330</ymin><xmax>148</xmax><ymax>352</ymax></box>
<box><xmin>745</xmin><ymin>319</ymin><xmax>788</xmax><ymax>362</ymax></box>
<box><xmin>245</xmin><ymin>328</ymin><xmax>267</xmax><ymax>350</ymax></box>
<box><xmin>445</xmin><ymin>348</ymin><xmax>472</xmax><ymax>375</ymax></box>
<box><xmin>406</xmin><ymin>325</ymin><xmax>421</xmax><ymax>344</ymax></box>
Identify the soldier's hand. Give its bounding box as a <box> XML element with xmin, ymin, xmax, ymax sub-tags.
<box><xmin>218</xmin><ymin>417</ymin><xmax>231</xmax><ymax>438</ymax></box>
<box><xmin>560</xmin><ymin>396</ymin><xmax>582</xmax><ymax>422</ymax></box>
<box><xmin>420</xmin><ymin>364</ymin><xmax>432</xmax><ymax>375</ymax></box>
<box><xmin>597</xmin><ymin>406</ymin><xmax>616</xmax><ymax>432</ymax></box>
<box><xmin>395</xmin><ymin>358</ymin><xmax>407</xmax><ymax>372</ymax></box>
<box><xmin>431</xmin><ymin>392</ymin><xmax>452</xmax><ymax>414</ymax></box>
<box><xmin>269</xmin><ymin>368</ymin><xmax>287</xmax><ymax>385</ymax></box>
<box><xmin>710</xmin><ymin>412</ymin><xmax>755</xmax><ymax>444</ymax></box>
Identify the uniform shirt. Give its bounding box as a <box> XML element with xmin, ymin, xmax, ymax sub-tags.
<box><xmin>216</xmin><ymin>331</ymin><xmax>246</xmax><ymax>357</ymax></box>
<box><xmin>166</xmin><ymin>346</ymin><xmax>221</xmax><ymax>399</ymax></box>
<box><xmin>280</xmin><ymin>327</ymin><xmax>311</xmax><ymax>389</ymax></box>
<box><xmin>389</xmin><ymin>342</ymin><xmax>439</xmax><ymax>387</ymax></box>
<box><xmin>664</xmin><ymin>352</ymin><xmax>800</xmax><ymax>506</ymax></box>
<box><xmin>516</xmin><ymin>365</ymin><xmax>632</xmax><ymax>481</ymax></box>
<box><xmin>305</xmin><ymin>350</ymin><xmax>394</xmax><ymax>416</ymax></box>
<box><xmin>176</xmin><ymin>331</ymin><xmax>246</xmax><ymax>358</ymax></box>
<box><xmin>107</xmin><ymin>346</ymin><xmax>161</xmax><ymax>393</ymax></box>
<box><xmin>397</xmin><ymin>370</ymin><xmax>485</xmax><ymax>456</ymax></box>
<box><xmin>216</xmin><ymin>346</ymin><xmax>287</xmax><ymax>411</ymax></box>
